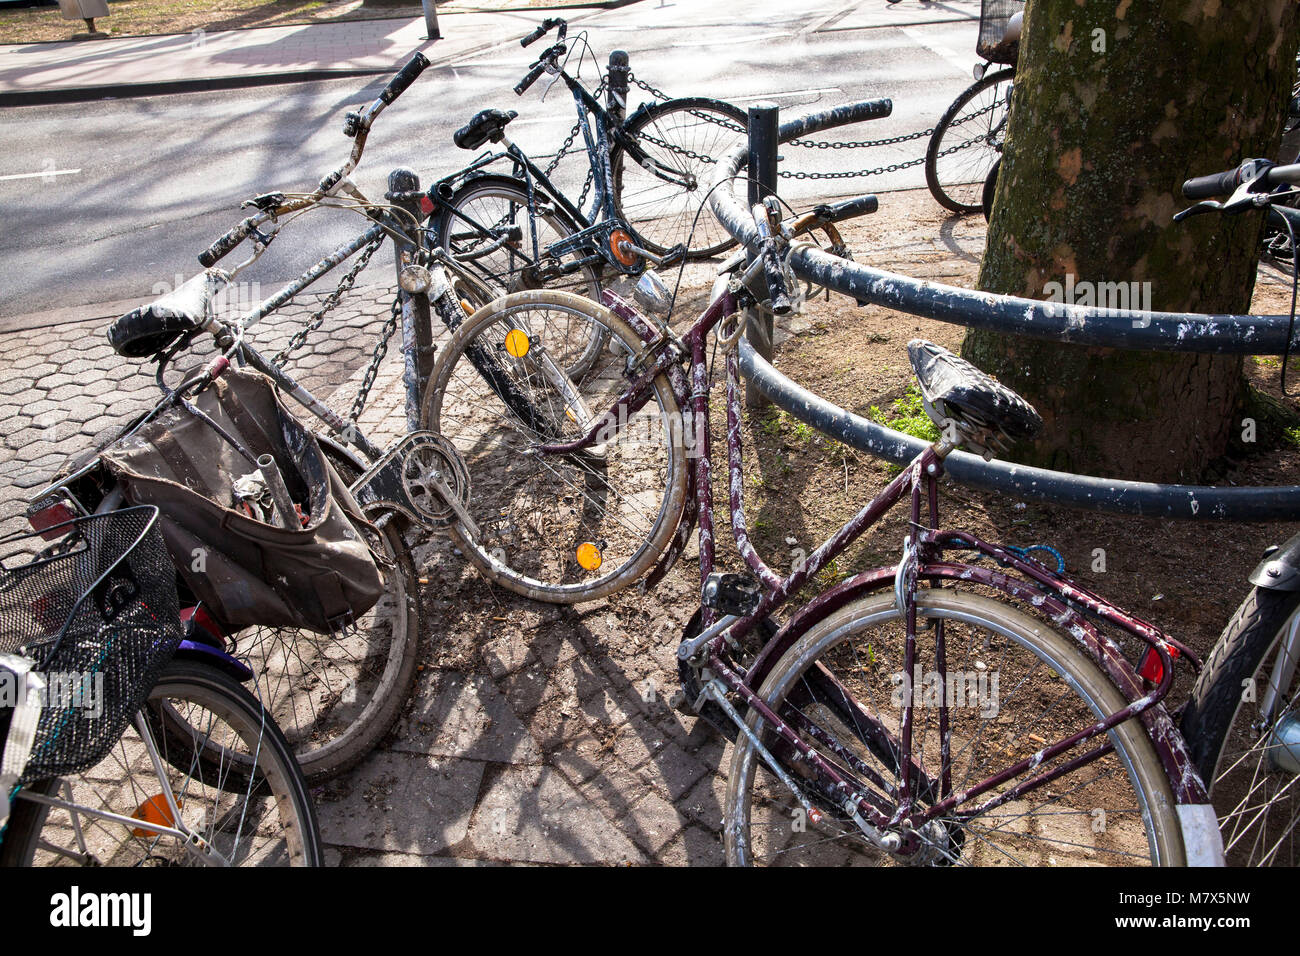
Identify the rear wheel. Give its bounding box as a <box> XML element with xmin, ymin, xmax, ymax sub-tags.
<box><xmin>434</xmin><ymin>174</ymin><xmax>606</xmax><ymax>376</ymax></box>
<box><xmin>1</xmin><ymin>659</ymin><xmax>321</xmax><ymax>867</ymax></box>
<box><xmin>725</xmin><ymin>588</ymin><xmax>1184</xmax><ymax>866</ymax></box>
<box><xmin>224</xmin><ymin>445</ymin><xmax>421</xmax><ymax>786</ymax></box>
<box><xmin>613</xmin><ymin>97</ymin><xmax>748</xmax><ymax>258</ymax></box>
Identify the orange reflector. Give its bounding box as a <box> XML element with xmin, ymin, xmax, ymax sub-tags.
<box><xmin>504</xmin><ymin>329</ymin><xmax>531</xmax><ymax>358</ymax></box>
<box><xmin>609</xmin><ymin>228</ymin><xmax>638</xmax><ymax>266</ymax></box>
<box><xmin>576</xmin><ymin>542</ymin><xmax>603</xmax><ymax>571</ymax></box>
<box><xmin>132</xmin><ymin>794</ymin><xmax>180</xmax><ymax>838</ymax></box>
<box><xmin>460</xmin><ymin>299</ymin><xmax>474</xmax><ymax>316</ymax></box>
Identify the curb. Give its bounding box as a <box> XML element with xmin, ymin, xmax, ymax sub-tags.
<box><xmin>0</xmin><ymin>0</ymin><xmax>640</xmax><ymax>106</ymax></box>
<box><xmin>0</xmin><ymin>68</ymin><xmax>391</xmax><ymax>107</ymax></box>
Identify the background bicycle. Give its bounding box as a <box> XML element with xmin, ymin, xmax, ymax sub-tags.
<box><xmin>426</xmin><ymin>17</ymin><xmax>748</xmax><ymax>311</ymax></box>
<box><xmin>924</xmin><ymin>0</ymin><xmax>1022</xmax><ymax>214</ymax></box>
<box><xmin>0</xmin><ymin>507</ymin><xmax>320</xmax><ymax>867</ymax></box>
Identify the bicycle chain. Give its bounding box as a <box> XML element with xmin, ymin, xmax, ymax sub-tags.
<box><xmin>348</xmin><ymin>293</ymin><xmax>402</xmax><ymax>423</ymax></box>
<box><xmin>271</xmin><ymin>236</ymin><xmax>384</xmax><ymax>368</ymax></box>
<box><xmin>627</xmin><ymin>72</ymin><xmax>996</xmax><ymax>182</ymax></box>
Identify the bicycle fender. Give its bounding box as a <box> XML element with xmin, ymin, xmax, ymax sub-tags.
<box><xmin>174</xmin><ymin>641</ymin><xmax>255</xmax><ymax>683</ymax></box>
<box><xmin>1248</xmin><ymin>529</ymin><xmax>1300</xmax><ymax>591</ymax></box>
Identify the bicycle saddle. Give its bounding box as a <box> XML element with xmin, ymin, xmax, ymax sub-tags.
<box><xmin>107</xmin><ymin>271</ymin><xmax>219</xmax><ymax>357</ymax></box>
<box><xmin>454</xmin><ymin>109</ymin><xmax>518</xmax><ymax>150</ymax></box>
<box><xmin>907</xmin><ymin>339</ymin><xmax>1042</xmax><ymax>456</ymax></box>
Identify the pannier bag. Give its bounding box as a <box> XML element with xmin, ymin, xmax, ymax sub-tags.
<box><xmin>100</xmin><ymin>368</ymin><xmax>385</xmax><ymax>634</ymax></box>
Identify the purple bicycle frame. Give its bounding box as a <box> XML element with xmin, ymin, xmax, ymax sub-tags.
<box><xmin>541</xmin><ymin>284</ymin><xmax>1211</xmax><ymax>851</ymax></box>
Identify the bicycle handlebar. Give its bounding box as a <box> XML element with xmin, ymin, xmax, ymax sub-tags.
<box><xmin>811</xmin><ymin>195</ymin><xmax>879</xmax><ymax>224</ymax></box>
<box><xmin>1181</xmin><ymin>159</ymin><xmax>1300</xmax><ymax>199</ymax></box>
<box><xmin>515</xmin><ymin>41</ymin><xmax>566</xmax><ymax>95</ymax></box>
<box><xmin>199</xmin><ymin>216</ymin><xmax>259</xmax><ymax>268</ymax></box>
<box><xmin>197</xmin><ymin>54</ymin><xmax>428</xmax><ymax>266</ymax></box>
<box><xmin>521</xmin><ymin>17</ymin><xmax>566</xmax><ymax>47</ymax></box>
<box><xmin>377</xmin><ymin>51</ymin><xmax>430</xmax><ymax>106</ymax></box>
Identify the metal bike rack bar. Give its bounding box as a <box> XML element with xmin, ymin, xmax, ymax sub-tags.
<box><xmin>710</xmin><ymin>107</ymin><xmax>1299</xmax><ymax>355</ymax></box>
<box><xmin>711</xmin><ymin>101</ymin><xmax>1300</xmax><ymax>520</ymax></box>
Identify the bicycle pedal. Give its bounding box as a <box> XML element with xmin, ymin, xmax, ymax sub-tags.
<box><xmin>702</xmin><ymin>572</ymin><xmax>761</xmax><ymax>617</ymax></box>
<box><xmin>659</xmin><ymin>243</ymin><xmax>688</xmax><ymax>268</ymax></box>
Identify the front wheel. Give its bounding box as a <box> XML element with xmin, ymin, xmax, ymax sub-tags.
<box><xmin>613</xmin><ymin>97</ymin><xmax>748</xmax><ymax>259</ymax></box>
<box><xmin>1181</xmin><ymin>585</ymin><xmax>1300</xmax><ymax>866</ymax></box>
<box><xmin>422</xmin><ymin>290</ymin><xmax>688</xmax><ymax>604</ymax></box>
<box><xmin>1</xmin><ymin>659</ymin><xmax>321</xmax><ymax>867</ymax></box>
<box><xmin>725</xmin><ymin>588</ymin><xmax>1185</xmax><ymax>866</ymax></box>
<box><xmin>925</xmin><ymin>68</ymin><xmax>1015</xmax><ymax>214</ymax></box>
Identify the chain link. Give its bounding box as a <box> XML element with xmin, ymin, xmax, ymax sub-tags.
<box><xmin>625</xmin><ymin>71</ymin><xmax>1004</xmax><ymax>183</ymax></box>
<box><xmin>348</xmin><ymin>294</ymin><xmax>402</xmax><ymax>423</ymax></box>
<box><xmin>272</xmin><ymin>236</ymin><xmax>383</xmax><ymax>368</ymax></box>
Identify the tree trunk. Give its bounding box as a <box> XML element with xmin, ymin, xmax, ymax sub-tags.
<box><xmin>964</xmin><ymin>0</ymin><xmax>1300</xmax><ymax>482</ymax></box>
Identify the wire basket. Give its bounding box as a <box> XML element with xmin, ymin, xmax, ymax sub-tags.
<box><xmin>0</xmin><ymin>507</ymin><xmax>182</xmax><ymax>785</ymax></box>
<box><xmin>977</xmin><ymin>0</ymin><xmax>1025</xmax><ymax>65</ymax></box>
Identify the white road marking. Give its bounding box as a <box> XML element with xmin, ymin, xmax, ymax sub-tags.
<box><xmin>900</xmin><ymin>25</ymin><xmax>973</xmax><ymax>76</ymax></box>
<box><xmin>0</xmin><ymin>169</ymin><xmax>81</xmax><ymax>182</ymax></box>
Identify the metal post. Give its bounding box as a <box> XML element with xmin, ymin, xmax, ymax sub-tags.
<box><xmin>421</xmin><ymin>0</ymin><xmax>440</xmax><ymax>40</ymax></box>
<box><xmin>606</xmin><ymin>50</ymin><xmax>629</xmax><ymax>124</ymax></box>
<box><xmin>745</xmin><ymin>102</ymin><xmax>779</xmax><ymax>410</ymax></box>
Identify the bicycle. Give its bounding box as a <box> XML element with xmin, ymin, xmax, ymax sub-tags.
<box><xmin>24</xmin><ymin>54</ymin><xmax>520</xmax><ymax>786</ymax></box>
<box><xmin>924</xmin><ymin>0</ymin><xmax>1021</xmax><ymax>214</ymax></box>
<box><xmin>0</xmin><ymin>507</ymin><xmax>320</xmax><ymax>866</ymax></box>
<box><xmin>422</xmin><ymin>189</ymin><xmax>1225</xmax><ymax>864</ymax></box>
<box><xmin>1174</xmin><ymin>157</ymin><xmax>1300</xmax><ymax>866</ymax></box>
<box><xmin>427</xmin><ymin>17</ymin><xmax>747</xmax><ymax>310</ymax></box>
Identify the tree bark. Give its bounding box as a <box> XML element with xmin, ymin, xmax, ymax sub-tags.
<box><xmin>964</xmin><ymin>0</ymin><xmax>1300</xmax><ymax>482</ymax></box>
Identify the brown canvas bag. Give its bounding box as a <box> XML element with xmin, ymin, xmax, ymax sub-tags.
<box><xmin>100</xmin><ymin>368</ymin><xmax>385</xmax><ymax>634</ymax></box>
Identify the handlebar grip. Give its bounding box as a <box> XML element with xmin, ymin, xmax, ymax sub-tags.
<box><xmin>1182</xmin><ymin>168</ymin><xmax>1242</xmax><ymax>200</ymax></box>
<box><xmin>515</xmin><ymin>59</ymin><xmax>547</xmax><ymax>96</ymax></box>
<box><xmin>378</xmin><ymin>52</ymin><xmax>430</xmax><ymax>106</ymax></box>
<box><xmin>198</xmin><ymin>216</ymin><xmax>256</xmax><ymax>268</ymax></box>
<box><xmin>521</xmin><ymin>19</ymin><xmax>552</xmax><ymax>46</ymax></box>
<box><xmin>816</xmin><ymin>195</ymin><xmax>879</xmax><ymax>223</ymax></box>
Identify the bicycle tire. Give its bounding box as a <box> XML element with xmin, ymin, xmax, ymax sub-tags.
<box><xmin>1</xmin><ymin>658</ymin><xmax>321</xmax><ymax>866</ymax></box>
<box><xmin>925</xmin><ymin>68</ymin><xmax>1015</xmax><ymax>215</ymax></box>
<box><xmin>1181</xmin><ymin>585</ymin><xmax>1300</xmax><ymax>866</ymax></box>
<box><xmin>224</xmin><ymin>444</ymin><xmax>421</xmax><ymax>786</ymax></box>
<box><xmin>724</xmin><ymin>588</ymin><xmax>1185</xmax><ymax>866</ymax></box>
<box><xmin>434</xmin><ymin>174</ymin><xmax>607</xmax><ymax>376</ymax></box>
<box><xmin>421</xmin><ymin>290</ymin><xmax>688</xmax><ymax>604</ymax></box>
<box><xmin>612</xmin><ymin>97</ymin><xmax>748</xmax><ymax>259</ymax></box>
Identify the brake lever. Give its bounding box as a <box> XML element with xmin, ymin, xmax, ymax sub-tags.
<box><xmin>1172</xmin><ymin>200</ymin><xmax>1221</xmax><ymax>223</ymax></box>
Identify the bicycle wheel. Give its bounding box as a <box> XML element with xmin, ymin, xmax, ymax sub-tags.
<box><xmin>421</xmin><ymin>290</ymin><xmax>688</xmax><ymax>604</ymax></box>
<box><xmin>612</xmin><ymin>97</ymin><xmax>747</xmax><ymax>259</ymax></box>
<box><xmin>925</xmin><ymin>68</ymin><xmax>1015</xmax><ymax>214</ymax></box>
<box><xmin>1</xmin><ymin>659</ymin><xmax>321</xmax><ymax>866</ymax></box>
<box><xmin>226</xmin><ymin>446</ymin><xmax>421</xmax><ymax>786</ymax></box>
<box><xmin>1182</xmin><ymin>585</ymin><xmax>1300</xmax><ymax>866</ymax></box>
<box><xmin>434</xmin><ymin>174</ymin><xmax>607</xmax><ymax>376</ymax></box>
<box><xmin>725</xmin><ymin>588</ymin><xmax>1185</xmax><ymax>866</ymax></box>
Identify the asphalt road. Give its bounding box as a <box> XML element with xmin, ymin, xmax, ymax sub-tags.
<box><xmin>0</xmin><ymin>0</ymin><xmax>986</xmax><ymax>318</ymax></box>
